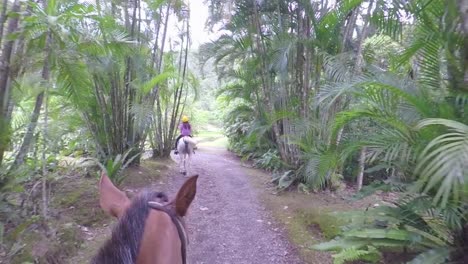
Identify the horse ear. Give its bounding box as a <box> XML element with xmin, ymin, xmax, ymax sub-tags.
<box><xmin>99</xmin><ymin>171</ymin><xmax>130</xmax><ymax>219</ymax></box>
<box><xmin>174</xmin><ymin>175</ymin><xmax>198</xmax><ymax>217</ymax></box>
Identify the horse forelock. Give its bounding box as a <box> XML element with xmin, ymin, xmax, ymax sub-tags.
<box><xmin>91</xmin><ymin>190</ymin><xmax>169</xmax><ymax>264</ymax></box>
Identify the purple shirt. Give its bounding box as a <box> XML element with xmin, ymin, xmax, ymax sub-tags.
<box><xmin>180</xmin><ymin>123</ymin><xmax>191</xmax><ymax>136</ymax></box>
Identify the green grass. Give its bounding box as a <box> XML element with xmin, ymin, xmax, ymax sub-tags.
<box><xmin>196</xmin><ymin>130</ymin><xmax>223</xmax><ymax>137</ymax></box>
<box><xmin>195</xmin><ymin>129</ymin><xmax>228</xmax><ymax>148</ymax></box>
<box><xmin>242</xmin><ymin>166</ymin><xmax>373</xmax><ymax>263</ymax></box>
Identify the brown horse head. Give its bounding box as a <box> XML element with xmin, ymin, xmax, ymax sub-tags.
<box><xmin>91</xmin><ymin>172</ymin><xmax>198</xmax><ymax>264</ymax></box>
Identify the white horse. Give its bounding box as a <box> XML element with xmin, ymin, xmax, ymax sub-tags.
<box><xmin>176</xmin><ymin>136</ymin><xmax>197</xmax><ymax>176</ymax></box>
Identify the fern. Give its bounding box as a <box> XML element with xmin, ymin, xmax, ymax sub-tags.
<box><xmin>332</xmin><ymin>246</ymin><xmax>381</xmax><ymax>264</ymax></box>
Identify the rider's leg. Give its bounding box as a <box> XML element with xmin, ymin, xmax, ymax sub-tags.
<box><xmin>190</xmin><ymin>135</ymin><xmax>198</xmax><ymax>150</ymax></box>
<box><xmin>174</xmin><ymin>135</ymin><xmax>182</xmax><ymax>154</ymax></box>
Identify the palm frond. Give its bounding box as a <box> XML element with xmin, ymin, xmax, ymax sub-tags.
<box><xmin>140</xmin><ymin>70</ymin><xmax>177</xmax><ymax>95</ymax></box>
<box><xmin>298</xmin><ymin>146</ymin><xmax>339</xmax><ymax>189</ymax></box>
<box><xmin>407</xmin><ymin>247</ymin><xmax>450</xmax><ymax>264</ymax></box>
<box><xmin>415</xmin><ymin>118</ymin><xmax>468</xmax><ymax>208</ymax></box>
<box><xmin>269</xmin><ymin>33</ymin><xmax>296</xmax><ymax>78</ymax></box>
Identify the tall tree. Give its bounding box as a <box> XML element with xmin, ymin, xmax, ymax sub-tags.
<box><xmin>0</xmin><ymin>0</ymin><xmax>21</xmax><ymax>166</ymax></box>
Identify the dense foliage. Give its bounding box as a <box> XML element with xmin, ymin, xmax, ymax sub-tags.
<box><xmin>0</xmin><ymin>0</ymin><xmax>201</xmax><ymax>259</ymax></box>
<box><xmin>0</xmin><ymin>0</ymin><xmax>467</xmax><ymax>263</ymax></box>
<box><xmin>202</xmin><ymin>0</ymin><xmax>468</xmax><ymax>263</ymax></box>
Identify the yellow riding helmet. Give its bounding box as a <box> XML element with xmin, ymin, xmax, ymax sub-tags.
<box><xmin>182</xmin><ymin>115</ymin><xmax>189</xmax><ymax>123</ymax></box>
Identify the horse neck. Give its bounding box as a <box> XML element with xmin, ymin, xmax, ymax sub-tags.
<box><xmin>92</xmin><ymin>202</ymin><xmax>152</xmax><ymax>263</ymax></box>
<box><xmin>92</xmin><ymin>192</ymin><xmax>174</xmax><ymax>264</ymax></box>
<box><xmin>136</xmin><ymin>210</ymin><xmax>183</xmax><ymax>264</ymax></box>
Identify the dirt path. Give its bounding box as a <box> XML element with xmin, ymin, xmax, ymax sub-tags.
<box><xmin>70</xmin><ymin>146</ymin><xmax>303</xmax><ymax>263</ymax></box>
<box><xmin>166</xmin><ymin>148</ymin><xmax>303</xmax><ymax>264</ymax></box>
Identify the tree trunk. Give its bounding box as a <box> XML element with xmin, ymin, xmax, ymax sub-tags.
<box><xmin>295</xmin><ymin>6</ymin><xmax>304</xmax><ymax>102</ymax></box>
<box><xmin>0</xmin><ymin>0</ymin><xmax>21</xmax><ymax>166</ymax></box>
<box><xmin>152</xmin><ymin>2</ymin><xmax>171</xmax><ymax>158</ymax></box>
<box><xmin>356</xmin><ymin>147</ymin><xmax>366</xmax><ymax>191</ymax></box>
<box><xmin>302</xmin><ymin>14</ymin><xmax>311</xmax><ymax>118</ymax></box>
<box><xmin>13</xmin><ymin>30</ymin><xmax>51</xmax><ymax>167</ymax></box>
<box><xmin>41</xmin><ymin>83</ymin><xmax>49</xmax><ymax>219</ymax></box>
<box><xmin>252</xmin><ymin>0</ymin><xmax>271</xmax><ymax>103</ymax></box>
<box><xmin>124</xmin><ymin>0</ymin><xmax>139</xmax><ymax>162</ymax></box>
<box><xmin>150</xmin><ymin>5</ymin><xmax>162</xmax><ymax>68</ymax></box>
<box><xmin>341</xmin><ymin>7</ymin><xmax>359</xmax><ymax>53</ymax></box>
<box><xmin>354</xmin><ymin>0</ymin><xmax>374</xmax><ymax>73</ymax></box>
<box><xmin>457</xmin><ymin>0</ymin><xmax>468</xmax><ymax>90</ymax></box>
<box><xmin>0</xmin><ymin>0</ymin><xmax>9</xmax><ymax>47</ymax></box>
<box><xmin>167</xmin><ymin>17</ymin><xmax>190</xmax><ymax>157</ymax></box>
<box><xmin>123</xmin><ymin>0</ymin><xmax>130</xmax><ymax>30</ymax></box>
<box><xmin>251</xmin><ymin>0</ymin><xmax>288</xmax><ymax>161</ymax></box>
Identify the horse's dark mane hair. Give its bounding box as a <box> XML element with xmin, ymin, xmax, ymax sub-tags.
<box><xmin>90</xmin><ymin>190</ymin><xmax>169</xmax><ymax>264</ymax></box>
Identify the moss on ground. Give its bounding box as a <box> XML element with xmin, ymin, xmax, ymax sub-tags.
<box><xmin>10</xmin><ymin>231</ymin><xmax>40</xmax><ymax>264</ymax></box>
<box><xmin>305</xmin><ymin>210</ymin><xmax>345</xmax><ymax>240</ymax></box>
<box><xmin>265</xmin><ymin>206</ymin><xmax>346</xmax><ymax>263</ymax></box>
<box><xmin>6</xmin><ymin>216</ymin><xmax>41</xmax><ymax>242</ymax></box>
<box><xmin>51</xmin><ymin>173</ymin><xmax>107</xmax><ymax>227</ymax></box>
<box><xmin>121</xmin><ymin>159</ymin><xmax>170</xmax><ymax>188</ymax></box>
<box><xmin>10</xmin><ymin>220</ymin><xmax>83</xmax><ymax>264</ymax></box>
<box><xmin>56</xmin><ymin>189</ymin><xmax>83</xmax><ymax>208</ymax></box>
<box><xmin>6</xmin><ymin>158</ymin><xmax>169</xmax><ymax>263</ymax></box>
<box><xmin>242</xmin><ymin>164</ymin><xmax>380</xmax><ymax>264</ymax></box>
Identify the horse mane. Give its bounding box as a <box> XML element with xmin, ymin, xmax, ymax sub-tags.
<box><xmin>91</xmin><ymin>191</ymin><xmax>169</xmax><ymax>264</ymax></box>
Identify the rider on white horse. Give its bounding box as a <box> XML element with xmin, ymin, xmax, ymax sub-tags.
<box><xmin>174</xmin><ymin>115</ymin><xmax>193</xmax><ymax>155</ymax></box>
